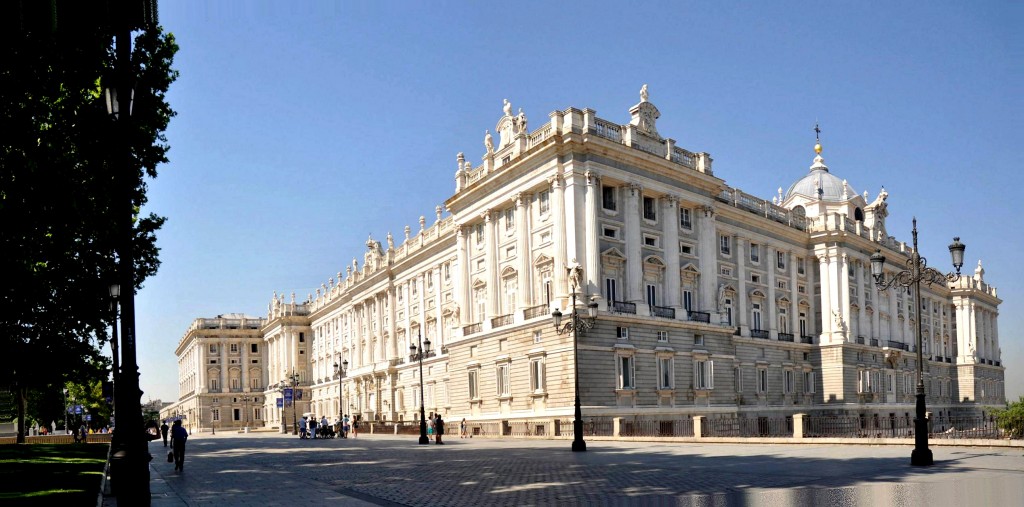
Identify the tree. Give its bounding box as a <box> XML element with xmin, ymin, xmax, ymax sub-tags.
<box><xmin>0</xmin><ymin>5</ymin><xmax>177</xmax><ymax>443</ymax></box>
<box><xmin>993</xmin><ymin>397</ymin><xmax>1024</xmax><ymax>439</ymax></box>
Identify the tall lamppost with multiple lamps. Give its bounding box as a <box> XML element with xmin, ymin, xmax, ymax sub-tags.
<box><xmin>551</xmin><ymin>266</ymin><xmax>599</xmax><ymax>452</ymax></box>
<box><xmin>870</xmin><ymin>218</ymin><xmax>965</xmax><ymax>467</ymax></box>
<box><xmin>288</xmin><ymin>370</ymin><xmax>300</xmax><ymax>435</ymax></box>
<box><xmin>334</xmin><ymin>357</ymin><xmax>348</xmax><ymax>430</ymax></box>
<box><xmin>240</xmin><ymin>395</ymin><xmax>252</xmax><ymax>432</ymax></box>
<box><xmin>410</xmin><ymin>332</ymin><xmax>431</xmax><ymax>445</ymax></box>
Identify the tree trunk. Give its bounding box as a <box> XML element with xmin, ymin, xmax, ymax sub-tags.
<box><xmin>16</xmin><ymin>386</ymin><xmax>27</xmax><ymax>444</ymax></box>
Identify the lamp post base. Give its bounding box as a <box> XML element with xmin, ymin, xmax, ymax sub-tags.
<box><xmin>571</xmin><ymin>439</ymin><xmax>587</xmax><ymax>452</ymax></box>
<box><xmin>911</xmin><ymin>447</ymin><xmax>933</xmax><ymax>467</ymax></box>
<box><xmin>911</xmin><ymin>392</ymin><xmax>933</xmax><ymax>466</ymax></box>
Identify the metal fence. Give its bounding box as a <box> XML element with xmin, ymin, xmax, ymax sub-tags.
<box><xmin>804</xmin><ymin>414</ymin><xmax>914</xmax><ymax>438</ymax></box>
<box><xmin>704</xmin><ymin>416</ymin><xmax>793</xmax><ymax>437</ymax></box>
<box><xmin>619</xmin><ymin>418</ymin><xmax>695</xmax><ymax>438</ymax></box>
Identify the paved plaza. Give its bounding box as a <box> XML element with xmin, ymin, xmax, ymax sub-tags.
<box><xmin>128</xmin><ymin>432</ymin><xmax>1024</xmax><ymax>506</ymax></box>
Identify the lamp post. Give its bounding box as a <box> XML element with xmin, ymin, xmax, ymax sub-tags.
<box><xmin>63</xmin><ymin>388</ymin><xmax>69</xmax><ymax>434</ymax></box>
<box><xmin>870</xmin><ymin>218</ymin><xmax>965</xmax><ymax>467</ymax></box>
<box><xmin>334</xmin><ymin>357</ymin><xmax>348</xmax><ymax>430</ymax></box>
<box><xmin>288</xmin><ymin>370</ymin><xmax>300</xmax><ymax>435</ymax></box>
<box><xmin>108</xmin><ymin>284</ymin><xmax>120</xmax><ymax>431</ymax></box>
<box><xmin>410</xmin><ymin>332</ymin><xmax>431</xmax><ymax>445</ymax></box>
<box><xmin>240</xmin><ymin>396</ymin><xmax>252</xmax><ymax>432</ymax></box>
<box><xmin>551</xmin><ymin>266</ymin><xmax>599</xmax><ymax>452</ymax></box>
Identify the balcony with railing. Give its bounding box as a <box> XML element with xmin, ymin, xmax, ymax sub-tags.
<box><xmin>611</xmin><ymin>301</ymin><xmax>636</xmax><ymax>314</ymax></box>
<box><xmin>855</xmin><ymin>336</ymin><xmax>865</xmax><ymax>345</ymax></box>
<box><xmin>885</xmin><ymin>341</ymin><xmax>909</xmax><ymax>351</ymax></box>
<box><xmin>800</xmin><ymin>335</ymin><xmax>814</xmax><ymax>344</ymax></box>
<box><xmin>688</xmin><ymin>311</ymin><xmax>710</xmax><ymax>323</ymax></box>
<box><xmin>523</xmin><ymin>304</ymin><xmax>549</xmax><ymax>320</ymax></box>
<box><xmin>751</xmin><ymin>329</ymin><xmax>769</xmax><ymax>339</ymax></box>
<box><xmin>463</xmin><ymin>323</ymin><xmax>482</xmax><ymax>336</ymax></box>
<box><xmin>870</xmin><ymin>338</ymin><xmax>879</xmax><ymax>347</ymax></box>
<box><xmin>777</xmin><ymin>333</ymin><xmax>794</xmax><ymax>342</ymax></box>
<box><xmin>650</xmin><ymin>305</ymin><xmax>675</xmax><ymax>319</ymax></box>
<box><xmin>491</xmin><ymin>314</ymin><xmax>514</xmax><ymax>328</ymax></box>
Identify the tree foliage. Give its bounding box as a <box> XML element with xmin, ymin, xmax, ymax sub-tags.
<box><xmin>0</xmin><ymin>8</ymin><xmax>177</xmax><ymax>441</ymax></box>
<box><xmin>993</xmin><ymin>397</ymin><xmax>1024</xmax><ymax>439</ymax></box>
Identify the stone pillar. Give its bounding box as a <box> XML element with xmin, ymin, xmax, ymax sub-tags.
<box><xmin>767</xmin><ymin>246</ymin><xmax>777</xmax><ymax>338</ymax></box>
<box><xmin>241</xmin><ymin>343</ymin><xmax>249</xmax><ymax>392</ymax></box>
<box><xmin>693</xmin><ymin>415</ymin><xmax>704</xmax><ymax>438</ymax></box>
<box><xmin>456</xmin><ymin>226</ymin><xmax>470</xmax><ymax>328</ymax></box>
<box><xmin>736</xmin><ymin>238</ymin><xmax>748</xmax><ymax>334</ymax></box>
<box><xmin>550</xmin><ymin>176</ymin><xmax>568</xmax><ymax>301</ymax></box>
<box><xmin>624</xmin><ymin>183</ymin><xmax>643</xmax><ymax>305</ymax></box>
<box><xmin>793</xmin><ymin>413</ymin><xmax>805</xmax><ymax>439</ymax></box>
<box><xmin>584</xmin><ymin>172</ymin><xmax>601</xmax><ymax>298</ymax></box>
<box><xmin>662</xmin><ymin>195</ymin><xmax>681</xmax><ymax>310</ymax></box>
<box><xmin>515</xmin><ymin>192</ymin><xmax>531</xmax><ymax>309</ymax></box>
<box><xmin>790</xmin><ymin>250</ymin><xmax>800</xmax><ymax>337</ymax></box>
<box><xmin>485</xmin><ymin>210</ymin><xmax>498</xmax><ymax>321</ymax></box>
<box><xmin>697</xmin><ymin>206</ymin><xmax>718</xmax><ymax>314</ymax></box>
<box><xmin>220</xmin><ymin>339</ymin><xmax>228</xmax><ymax>391</ymax></box>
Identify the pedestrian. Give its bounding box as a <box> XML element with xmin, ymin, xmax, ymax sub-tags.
<box><xmin>435</xmin><ymin>414</ymin><xmax>445</xmax><ymax>445</ymax></box>
<box><xmin>352</xmin><ymin>415</ymin><xmax>359</xmax><ymax>437</ymax></box>
<box><xmin>460</xmin><ymin>418</ymin><xmax>467</xmax><ymax>439</ymax></box>
<box><xmin>342</xmin><ymin>414</ymin><xmax>350</xmax><ymax>438</ymax></box>
<box><xmin>427</xmin><ymin>412</ymin><xmax>434</xmax><ymax>437</ymax></box>
<box><xmin>170</xmin><ymin>419</ymin><xmax>188</xmax><ymax>472</ymax></box>
<box><xmin>80</xmin><ymin>424</ymin><xmax>88</xmax><ymax>443</ymax></box>
<box><xmin>160</xmin><ymin>421</ymin><xmax>170</xmax><ymax>447</ymax></box>
<box><xmin>321</xmin><ymin>415</ymin><xmax>329</xmax><ymax>438</ymax></box>
<box><xmin>310</xmin><ymin>415</ymin><xmax>318</xmax><ymax>439</ymax></box>
<box><xmin>299</xmin><ymin>416</ymin><xmax>308</xmax><ymax>439</ymax></box>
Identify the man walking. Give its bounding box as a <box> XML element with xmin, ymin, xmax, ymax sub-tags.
<box><xmin>160</xmin><ymin>421</ymin><xmax>170</xmax><ymax>447</ymax></box>
<box><xmin>170</xmin><ymin>419</ymin><xmax>188</xmax><ymax>472</ymax></box>
<box><xmin>310</xmin><ymin>415</ymin><xmax>318</xmax><ymax>439</ymax></box>
<box><xmin>435</xmin><ymin>414</ymin><xmax>445</xmax><ymax>445</ymax></box>
<box><xmin>299</xmin><ymin>416</ymin><xmax>308</xmax><ymax>439</ymax></box>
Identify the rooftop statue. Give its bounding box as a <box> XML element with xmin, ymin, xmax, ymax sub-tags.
<box><xmin>640</xmin><ymin>83</ymin><xmax>649</xmax><ymax>102</ymax></box>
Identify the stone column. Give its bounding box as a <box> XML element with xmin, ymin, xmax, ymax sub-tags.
<box><xmin>456</xmin><ymin>226</ymin><xmax>470</xmax><ymax>327</ymax></box>
<box><xmin>389</xmin><ymin>290</ymin><xmax>398</xmax><ymax>358</ymax></box>
<box><xmin>550</xmin><ymin>176</ymin><xmax>568</xmax><ymax>300</ymax></box>
<box><xmin>515</xmin><ymin>192</ymin><xmax>531</xmax><ymax>309</ymax></box>
<box><xmin>198</xmin><ymin>341</ymin><xmax>207</xmax><ymax>392</ymax></box>
<box><xmin>697</xmin><ymin>205</ymin><xmax>718</xmax><ymax>314</ymax></box>
<box><xmin>584</xmin><ymin>172</ymin><xmax>601</xmax><ymax>298</ymax></box>
<box><xmin>220</xmin><ymin>339</ymin><xmax>228</xmax><ymax>391</ymax></box>
<box><xmin>241</xmin><ymin>343</ymin><xmax>249</xmax><ymax>392</ymax></box>
<box><xmin>485</xmin><ymin>210</ymin><xmax>498</xmax><ymax>320</ymax></box>
<box><xmin>624</xmin><ymin>183</ymin><xmax>643</xmax><ymax>305</ymax></box>
<box><xmin>736</xmin><ymin>237</ymin><xmax>748</xmax><ymax>333</ymax></box>
<box><xmin>767</xmin><ymin>246</ymin><xmax>777</xmax><ymax>338</ymax></box>
<box><xmin>816</xmin><ymin>248</ymin><xmax>833</xmax><ymax>341</ymax></box>
<box><xmin>789</xmin><ymin>250</ymin><xmax>800</xmax><ymax>337</ymax></box>
<box><xmin>662</xmin><ymin>195</ymin><xmax>681</xmax><ymax>311</ymax></box>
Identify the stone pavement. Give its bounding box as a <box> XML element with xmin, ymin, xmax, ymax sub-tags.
<box><xmin>108</xmin><ymin>432</ymin><xmax>1024</xmax><ymax>506</ymax></box>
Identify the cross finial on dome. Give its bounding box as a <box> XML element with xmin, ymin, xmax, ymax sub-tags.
<box><xmin>813</xmin><ymin>122</ymin><xmax>822</xmax><ymax>154</ymax></box>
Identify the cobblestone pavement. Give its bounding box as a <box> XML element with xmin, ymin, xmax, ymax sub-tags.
<box><xmin>132</xmin><ymin>432</ymin><xmax>1024</xmax><ymax>506</ymax></box>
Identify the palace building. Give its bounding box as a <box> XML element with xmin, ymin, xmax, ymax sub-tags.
<box><xmin>163</xmin><ymin>88</ymin><xmax>1004</xmax><ymax>434</ymax></box>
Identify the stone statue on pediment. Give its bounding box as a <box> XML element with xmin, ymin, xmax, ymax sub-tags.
<box><xmin>640</xmin><ymin>83</ymin><xmax>649</xmax><ymax>103</ymax></box>
<box><xmin>515</xmin><ymin>108</ymin><xmax>528</xmax><ymax>135</ymax></box>
<box><xmin>485</xmin><ymin>130</ymin><xmax>494</xmax><ymax>153</ymax></box>
<box><xmin>503</xmin><ymin>99</ymin><xmax>512</xmax><ymax>117</ymax></box>
<box><xmin>386</xmin><ymin>232</ymin><xmax>394</xmax><ymax>250</ymax></box>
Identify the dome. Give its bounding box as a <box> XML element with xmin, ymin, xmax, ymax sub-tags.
<box><xmin>784</xmin><ymin>150</ymin><xmax>856</xmax><ymax>202</ymax></box>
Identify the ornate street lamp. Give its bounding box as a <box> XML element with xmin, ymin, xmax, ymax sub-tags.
<box><xmin>108</xmin><ymin>284</ymin><xmax>121</xmax><ymax>430</ymax></box>
<box><xmin>240</xmin><ymin>395</ymin><xmax>252</xmax><ymax>432</ymax></box>
<box><xmin>288</xmin><ymin>370</ymin><xmax>300</xmax><ymax>435</ymax></box>
<box><xmin>870</xmin><ymin>218</ymin><xmax>964</xmax><ymax>467</ymax></box>
<box><xmin>410</xmin><ymin>332</ymin><xmax>431</xmax><ymax>445</ymax></box>
<box><xmin>551</xmin><ymin>266</ymin><xmax>599</xmax><ymax>452</ymax></box>
<box><xmin>333</xmin><ymin>357</ymin><xmax>348</xmax><ymax>431</ymax></box>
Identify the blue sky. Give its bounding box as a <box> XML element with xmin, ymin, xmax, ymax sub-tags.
<box><xmin>138</xmin><ymin>1</ymin><xmax>1022</xmax><ymax>403</ymax></box>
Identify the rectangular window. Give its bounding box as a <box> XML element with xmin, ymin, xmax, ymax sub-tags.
<box><xmin>657</xmin><ymin>331</ymin><xmax>669</xmax><ymax>342</ymax></box>
<box><xmin>605</xmin><ymin>278</ymin><xmax>617</xmax><ymax>303</ymax></box>
<box><xmin>603</xmin><ymin>226</ymin><xmax>618</xmax><ymax>239</ymax></box>
<box><xmin>679</xmin><ymin>208</ymin><xmax>692</xmax><ymax>229</ymax></box>
<box><xmin>475</xmin><ymin>223</ymin><xmax>484</xmax><ymax>245</ymax></box>
<box><xmin>777</xmin><ymin>251</ymin><xmax>787</xmax><ymax>270</ymax></box>
<box><xmin>750</xmin><ymin>244</ymin><xmax>760</xmax><ymax>263</ymax></box>
<box><xmin>254</xmin><ymin>408</ymin><xmax>262</xmax><ymax>420</ymax></box>
<box><xmin>212</xmin><ymin>408</ymin><xmax>220</xmax><ymax>422</ymax></box>
<box><xmin>777</xmin><ymin>280</ymin><xmax>788</xmax><ymax>290</ymax></box>
<box><xmin>496</xmin><ymin>363</ymin><xmax>510</xmax><ymax>396</ymax></box>
<box><xmin>602</xmin><ymin>185</ymin><xmax>617</xmax><ymax>211</ymax></box>
<box><xmin>720</xmin><ymin>265</ymin><xmax>733</xmax><ymax>277</ymax></box>
<box><xmin>209</xmin><ymin>344</ymin><xmax>217</xmax><ymax>354</ymax></box>
<box><xmin>778</xmin><ymin>308</ymin><xmax>789</xmax><ymax>333</ymax></box>
<box><xmin>646</xmin><ymin>284</ymin><xmax>657</xmax><ymax>306</ymax></box>
<box><xmin>538</xmin><ymin>190</ymin><xmax>550</xmax><ymax>214</ymax></box>
<box><xmin>250</xmin><ymin>377</ymin><xmax>261</xmax><ymax>389</ymax></box>
<box><xmin>533</xmin><ymin>330</ymin><xmax>542</xmax><ymax>344</ymax></box>
<box><xmin>530</xmin><ymin>358</ymin><xmax>545</xmax><ymax>392</ymax></box>
<box><xmin>804</xmin><ymin>371</ymin><xmax>815</xmax><ymax>393</ymax></box>
<box><xmin>643</xmin><ymin>235</ymin><xmax>658</xmax><ymax>247</ymax></box>
<box><xmin>683</xmin><ymin>290</ymin><xmax>693</xmax><ymax>311</ymax></box>
<box><xmin>618</xmin><ymin>356</ymin><xmax>635</xmax><ymax>389</ymax></box>
<box><xmin>210</xmin><ymin>379</ymin><xmax>219</xmax><ymax>391</ymax></box>
<box><xmin>233</xmin><ymin>408</ymin><xmax>241</xmax><ymax>421</ymax></box>
<box><xmin>504</xmin><ymin>208</ymin><xmax>515</xmax><ymax>231</ymax></box>
<box><xmin>694</xmin><ymin>333</ymin><xmax>704</xmax><ymax>345</ymax></box>
<box><xmin>680</xmin><ymin>243</ymin><xmax>693</xmax><ymax>255</ymax></box>
<box><xmin>758</xmin><ymin>369</ymin><xmax>768</xmax><ymax>393</ymax></box>
<box><xmin>230</xmin><ymin>343</ymin><xmax>238</xmax><ymax>353</ymax></box>
<box><xmin>784</xmin><ymin>370</ymin><xmax>794</xmax><ymax>394</ymax></box>
<box><xmin>797</xmin><ymin>258</ymin><xmax>805</xmax><ymax>275</ymax></box>
<box><xmin>694</xmin><ymin>360</ymin><xmax>714</xmax><ymax>389</ymax></box>
<box><xmin>299</xmin><ymin>332</ymin><xmax>305</xmax><ymax>343</ymax></box>
<box><xmin>250</xmin><ymin>343</ymin><xmax>259</xmax><ymax>354</ymax></box>
<box><xmin>643</xmin><ymin>196</ymin><xmax>656</xmax><ymax>220</ymax></box>
<box><xmin>658</xmin><ymin>357</ymin><xmax>674</xmax><ymax>389</ymax></box>
<box><xmin>720</xmin><ymin>235</ymin><xmax>731</xmax><ymax>255</ymax></box>
<box><xmin>231</xmin><ymin>378</ymin><xmax>240</xmax><ymax>390</ymax></box>
<box><xmin>616</xmin><ymin>326</ymin><xmax>629</xmax><ymax>339</ymax></box>
<box><xmin>752</xmin><ymin>303</ymin><xmax>762</xmax><ymax>330</ymax></box>
<box><xmin>751</xmin><ymin>274</ymin><xmax>761</xmax><ymax>284</ymax></box>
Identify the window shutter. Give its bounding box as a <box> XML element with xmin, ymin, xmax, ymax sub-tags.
<box><xmin>708</xmin><ymin>360</ymin><xmax>714</xmax><ymax>389</ymax></box>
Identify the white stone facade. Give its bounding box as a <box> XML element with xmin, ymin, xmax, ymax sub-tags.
<box><xmin>165</xmin><ymin>89</ymin><xmax>1005</xmax><ymax>430</ymax></box>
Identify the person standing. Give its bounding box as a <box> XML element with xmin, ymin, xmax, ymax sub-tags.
<box><xmin>460</xmin><ymin>418</ymin><xmax>467</xmax><ymax>439</ymax></box>
<box><xmin>342</xmin><ymin>414</ymin><xmax>350</xmax><ymax>438</ymax></box>
<box><xmin>299</xmin><ymin>416</ymin><xmax>308</xmax><ymax>439</ymax></box>
<box><xmin>310</xmin><ymin>416</ymin><xmax>318</xmax><ymax>439</ymax></box>
<box><xmin>320</xmin><ymin>415</ymin><xmax>329</xmax><ymax>438</ymax></box>
<box><xmin>352</xmin><ymin>415</ymin><xmax>359</xmax><ymax>438</ymax></box>
<box><xmin>170</xmin><ymin>419</ymin><xmax>188</xmax><ymax>472</ymax></box>
<box><xmin>160</xmin><ymin>421</ymin><xmax>170</xmax><ymax>447</ymax></box>
<box><xmin>427</xmin><ymin>412</ymin><xmax>434</xmax><ymax>438</ymax></box>
<box><xmin>434</xmin><ymin>414</ymin><xmax>445</xmax><ymax>445</ymax></box>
